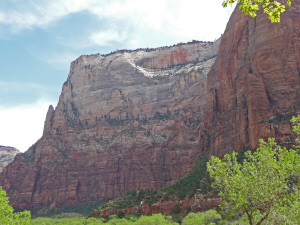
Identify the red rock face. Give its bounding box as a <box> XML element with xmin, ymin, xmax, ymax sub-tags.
<box><xmin>138</xmin><ymin>41</ymin><xmax>219</xmax><ymax>69</ymax></box>
<box><xmin>143</xmin><ymin>46</ymin><xmax>189</xmax><ymax>69</ymax></box>
<box><xmin>0</xmin><ymin>2</ymin><xmax>299</xmax><ymax>211</ymax></box>
<box><xmin>92</xmin><ymin>195</ymin><xmax>221</xmax><ymax>217</ymax></box>
<box><xmin>200</xmin><ymin>2</ymin><xmax>300</xmax><ymax>156</ymax></box>
<box><xmin>0</xmin><ymin>41</ymin><xmax>217</xmax><ymax>210</ymax></box>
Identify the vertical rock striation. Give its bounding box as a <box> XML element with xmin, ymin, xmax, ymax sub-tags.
<box><xmin>0</xmin><ymin>41</ymin><xmax>219</xmax><ymax>209</ymax></box>
<box><xmin>200</xmin><ymin>1</ymin><xmax>300</xmax><ymax>156</ymax></box>
<box><xmin>0</xmin><ymin>1</ymin><xmax>299</xmax><ymax>210</ymax></box>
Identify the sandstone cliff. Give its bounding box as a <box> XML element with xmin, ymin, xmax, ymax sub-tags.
<box><xmin>0</xmin><ymin>1</ymin><xmax>299</xmax><ymax>211</ymax></box>
<box><xmin>0</xmin><ymin>146</ymin><xmax>19</xmax><ymax>173</ymax></box>
<box><xmin>200</xmin><ymin>1</ymin><xmax>300</xmax><ymax>156</ymax></box>
<box><xmin>0</xmin><ymin>41</ymin><xmax>219</xmax><ymax>209</ymax></box>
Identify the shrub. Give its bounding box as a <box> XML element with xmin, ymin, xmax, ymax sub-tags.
<box><xmin>182</xmin><ymin>210</ymin><xmax>221</xmax><ymax>225</ymax></box>
<box><xmin>0</xmin><ymin>186</ymin><xmax>31</xmax><ymax>225</ymax></box>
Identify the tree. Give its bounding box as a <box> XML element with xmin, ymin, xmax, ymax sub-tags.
<box><xmin>207</xmin><ymin>131</ymin><xmax>300</xmax><ymax>225</ymax></box>
<box><xmin>291</xmin><ymin>115</ymin><xmax>300</xmax><ymax>149</ymax></box>
<box><xmin>182</xmin><ymin>210</ymin><xmax>222</xmax><ymax>225</ymax></box>
<box><xmin>135</xmin><ymin>213</ymin><xmax>179</xmax><ymax>225</ymax></box>
<box><xmin>0</xmin><ymin>186</ymin><xmax>31</xmax><ymax>225</ymax></box>
<box><xmin>222</xmin><ymin>0</ymin><xmax>294</xmax><ymax>22</ymax></box>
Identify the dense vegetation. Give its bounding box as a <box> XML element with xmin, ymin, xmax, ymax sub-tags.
<box><xmin>29</xmin><ymin>210</ymin><xmax>250</xmax><ymax>224</ymax></box>
<box><xmin>0</xmin><ymin>186</ymin><xmax>31</xmax><ymax>225</ymax></box>
<box><xmin>208</xmin><ymin>116</ymin><xmax>300</xmax><ymax>225</ymax></box>
<box><xmin>222</xmin><ymin>0</ymin><xmax>294</xmax><ymax>22</ymax></box>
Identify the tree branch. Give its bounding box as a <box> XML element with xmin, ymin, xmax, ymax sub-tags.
<box><xmin>256</xmin><ymin>211</ymin><xmax>270</xmax><ymax>225</ymax></box>
<box><xmin>243</xmin><ymin>206</ymin><xmax>253</xmax><ymax>225</ymax></box>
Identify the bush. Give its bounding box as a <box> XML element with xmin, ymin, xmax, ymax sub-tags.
<box><xmin>135</xmin><ymin>213</ymin><xmax>179</xmax><ymax>225</ymax></box>
<box><xmin>182</xmin><ymin>210</ymin><xmax>221</xmax><ymax>225</ymax></box>
<box><xmin>208</xmin><ymin>137</ymin><xmax>300</xmax><ymax>225</ymax></box>
<box><xmin>0</xmin><ymin>186</ymin><xmax>31</xmax><ymax>225</ymax></box>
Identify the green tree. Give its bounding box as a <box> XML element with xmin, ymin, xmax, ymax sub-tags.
<box><xmin>207</xmin><ymin>136</ymin><xmax>300</xmax><ymax>225</ymax></box>
<box><xmin>222</xmin><ymin>0</ymin><xmax>294</xmax><ymax>22</ymax></box>
<box><xmin>182</xmin><ymin>210</ymin><xmax>222</xmax><ymax>225</ymax></box>
<box><xmin>135</xmin><ymin>213</ymin><xmax>179</xmax><ymax>225</ymax></box>
<box><xmin>182</xmin><ymin>212</ymin><xmax>204</xmax><ymax>225</ymax></box>
<box><xmin>0</xmin><ymin>186</ymin><xmax>31</xmax><ymax>225</ymax></box>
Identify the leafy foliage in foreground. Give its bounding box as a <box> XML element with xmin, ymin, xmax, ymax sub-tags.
<box><xmin>207</xmin><ymin>117</ymin><xmax>300</xmax><ymax>225</ymax></box>
<box><xmin>291</xmin><ymin>115</ymin><xmax>300</xmax><ymax>149</ymax></box>
<box><xmin>31</xmin><ymin>210</ymin><xmax>257</xmax><ymax>224</ymax></box>
<box><xmin>182</xmin><ymin>210</ymin><xmax>221</xmax><ymax>225</ymax></box>
<box><xmin>0</xmin><ymin>186</ymin><xmax>31</xmax><ymax>225</ymax></box>
<box><xmin>222</xmin><ymin>0</ymin><xmax>294</xmax><ymax>23</ymax></box>
<box><xmin>30</xmin><ymin>213</ymin><xmax>178</xmax><ymax>225</ymax></box>
<box><xmin>30</xmin><ymin>217</ymin><xmax>102</xmax><ymax>225</ymax></box>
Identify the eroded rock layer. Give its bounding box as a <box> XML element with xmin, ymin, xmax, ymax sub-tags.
<box><xmin>0</xmin><ymin>41</ymin><xmax>219</xmax><ymax>209</ymax></box>
<box><xmin>200</xmin><ymin>2</ymin><xmax>300</xmax><ymax>156</ymax></box>
<box><xmin>1</xmin><ymin>1</ymin><xmax>300</xmax><ymax>210</ymax></box>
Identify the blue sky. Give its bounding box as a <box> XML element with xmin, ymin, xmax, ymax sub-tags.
<box><xmin>0</xmin><ymin>0</ymin><xmax>235</xmax><ymax>152</ymax></box>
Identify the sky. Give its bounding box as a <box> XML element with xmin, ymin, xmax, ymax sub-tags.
<box><xmin>0</xmin><ymin>0</ymin><xmax>235</xmax><ymax>152</ymax></box>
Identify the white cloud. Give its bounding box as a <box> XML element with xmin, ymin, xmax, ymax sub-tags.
<box><xmin>0</xmin><ymin>81</ymin><xmax>58</xmax><ymax>152</ymax></box>
<box><xmin>85</xmin><ymin>0</ymin><xmax>236</xmax><ymax>49</ymax></box>
<box><xmin>90</xmin><ymin>30</ymin><xmax>128</xmax><ymax>46</ymax></box>
<box><xmin>0</xmin><ymin>99</ymin><xmax>55</xmax><ymax>152</ymax></box>
<box><xmin>0</xmin><ymin>0</ymin><xmax>235</xmax><ymax>42</ymax></box>
<box><xmin>0</xmin><ymin>0</ymin><xmax>98</xmax><ymax>33</ymax></box>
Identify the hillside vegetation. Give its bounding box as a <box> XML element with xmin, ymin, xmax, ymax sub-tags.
<box><xmin>30</xmin><ymin>210</ymin><xmax>247</xmax><ymax>224</ymax></box>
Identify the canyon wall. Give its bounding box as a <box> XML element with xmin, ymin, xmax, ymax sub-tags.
<box><xmin>0</xmin><ymin>41</ymin><xmax>219</xmax><ymax>209</ymax></box>
<box><xmin>0</xmin><ymin>1</ymin><xmax>299</xmax><ymax>210</ymax></box>
<box><xmin>200</xmin><ymin>2</ymin><xmax>300</xmax><ymax>156</ymax></box>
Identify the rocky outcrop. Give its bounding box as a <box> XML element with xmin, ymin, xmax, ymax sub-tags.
<box><xmin>0</xmin><ymin>146</ymin><xmax>19</xmax><ymax>173</ymax></box>
<box><xmin>93</xmin><ymin>193</ymin><xmax>221</xmax><ymax>217</ymax></box>
<box><xmin>1</xmin><ymin>1</ymin><xmax>299</xmax><ymax>211</ymax></box>
<box><xmin>0</xmin><ymin>41</ymin><xmax>219</xmax><ymax>210</ymax></box>
<box><xmin>200</xmin><ymin>2</ymin><xmax>300</xmax><ymax>156</ymax></box>
<box><xmin>93</xmin><ymin>198</ymin><xmax>195</xmax><ymax>218</ymax></box>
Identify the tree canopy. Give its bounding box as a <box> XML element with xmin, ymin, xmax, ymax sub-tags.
<box><xmin>0</xmin><ymin>186</ymin><xmax>31</xmax><ymax>225</ymax></box>
<box><xmin>207</xmin><ymin>117</ymin><xmax>300</xmax><ymax>225</ymax></box>
<box><xmin>182</xmin><ymin>210</ymin><xmax>221</xmax><ymax>225</ymax></box>
<box><xmin>223</xmin><ymin>0</ymin><xmax>294</xmax><ymax>22</ymax></box>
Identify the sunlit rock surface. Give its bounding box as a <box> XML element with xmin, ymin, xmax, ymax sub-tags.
<box><xmin>1</xmin><ymin>1</ymin><xmax>299</xmax><ymax>210</ymax></box>
<box><xmin>0</xmin><ymin>40</ymin><xmax>219</xmax><ymax>209</ymax></box>
<box><xmin>0</xmin><ymin>146</ymin><xmax>19</xmax><ymax>173</ymax></box>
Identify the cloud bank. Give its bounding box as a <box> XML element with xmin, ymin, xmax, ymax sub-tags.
<box><xmin>0</xmin><ymin>99</ymin><xmax>55</xmax><ymax>152</ymax></box>
<box><xmin>0</xmin><ymin>0</ymin><xmax>235</xmax><ymax>44</ymax></box>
